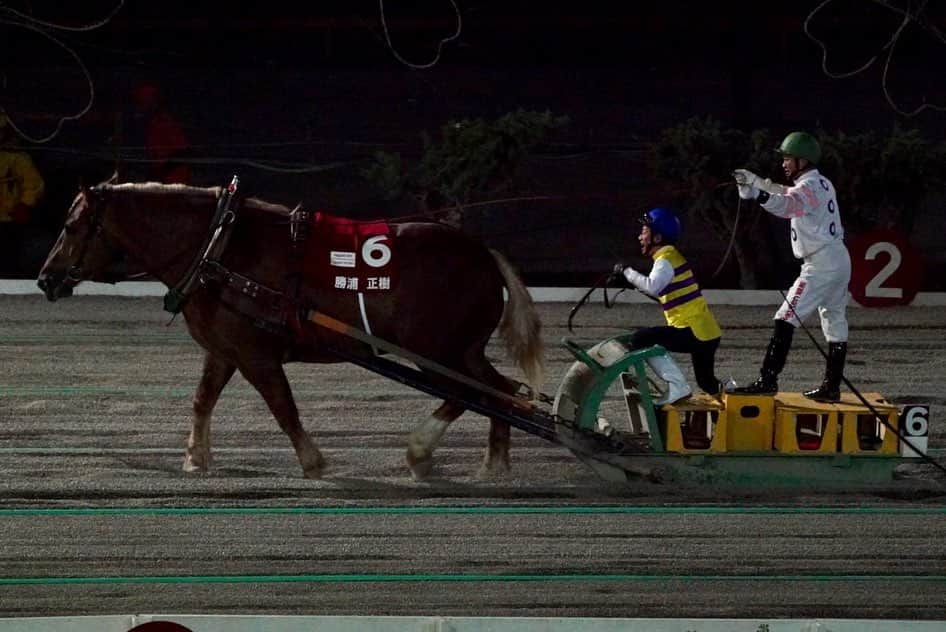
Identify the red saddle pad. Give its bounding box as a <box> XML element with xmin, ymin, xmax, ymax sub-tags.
<box><xmin>301</xmin><ymin>212</ymin><xmax>397</xmax><ymax>293</ymax></box>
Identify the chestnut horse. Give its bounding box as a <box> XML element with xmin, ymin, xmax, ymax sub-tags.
<box><xmin>37</xmin><ymin>181</ymin><xmax>544</xmax><ymax>480</ymax></box>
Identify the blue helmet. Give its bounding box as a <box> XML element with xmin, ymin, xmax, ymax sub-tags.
<box><xmin>640</xmin><ymin>207</ymin><xmax>681</xmax><ymax>244</ymax></box>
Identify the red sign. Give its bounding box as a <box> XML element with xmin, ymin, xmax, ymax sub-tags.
<box><xmin>848</xmin><ymin>228</ymin><xmax>922</xmax><ymax>307</ymax></box>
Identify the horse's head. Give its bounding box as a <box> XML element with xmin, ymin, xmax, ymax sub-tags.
<box><xmin>37</xmin><ymin>185</ymin><xmax>128</xmax><ymax>301</ymax></box>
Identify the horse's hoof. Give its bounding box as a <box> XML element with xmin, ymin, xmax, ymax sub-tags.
<box><xmin>182</xmin><ymin>458</ymin><xmax>208</xmax><ymax>473</ymax></box>
<box><xmin>409</xmin><ymin>458</ymin><xmax>434</xmax><ymax>481</ymax></box>
<box><xmin>477</xmin><ymin>459</ymin><xmax>511</xmax><ymax>480</ymax></box>
<box><xmin>302</xmin><ymin>466</ymin><xmax>323</xmax><ymax>480</ymax></box>
<box><xmin>406</xmin><ymin>447</ymin><xmax>435</xmax><ymax>480</ymax></box>
<box><xmin>297</xmin><ymin>449</ymin><xmax>325</xmax><ymax>480</ymax></box>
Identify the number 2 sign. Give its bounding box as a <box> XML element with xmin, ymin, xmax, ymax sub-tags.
<box><xmin>848</xmin><ymin>228</ymin><xmax>922</xmax><ymax>307</ymax></box>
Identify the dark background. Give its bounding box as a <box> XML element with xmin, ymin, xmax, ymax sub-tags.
<box><xmin>2</xmin><ymin>0</ymin><xmax>945</xmax><ymax>286</ymax></box>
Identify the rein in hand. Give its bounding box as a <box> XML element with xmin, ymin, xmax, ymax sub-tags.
<box><xmin>567</xmin><ymin>271</ymin><xmax>625</xmax><ymax>333</ymax></box>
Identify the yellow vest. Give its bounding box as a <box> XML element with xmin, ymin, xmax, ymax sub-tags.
<box><xmin>0</xmin><ymin>149</ymin><xmax>45</xmax><ymax>221</ymax></box>
<box><xmin>653</xmin><ymin>245</ymin><xmax>721</xmax><ymax>341</ymax></box>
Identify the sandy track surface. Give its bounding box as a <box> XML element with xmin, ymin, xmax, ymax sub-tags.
<box><xmin>0</xmin><ymin>296</ymin><xmax>944</xmax><ymax>618</ymax></box>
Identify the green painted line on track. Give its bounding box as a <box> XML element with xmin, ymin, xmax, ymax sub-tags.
<box><xmin>2</xmin><ymin>506</ymin><xmax>946</xmax><ymax>516</ymax></box>
<box><xmin>1</xmin><ymin>573</ymin><xmax>944</xmax><ymax>586</ymax></box>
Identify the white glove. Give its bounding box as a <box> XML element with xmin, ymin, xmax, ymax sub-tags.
<box><xmin>734</xmin><ymin>168</ymin><xmax>783</xmax><ymax>195</ymax></box>
<box><xmin>733</xmin><ymin>168</ymin><xmax>761</xmax><ymax>188</ymax></box>
<box><xmin>737</xmin><ymin>182</ymin><xmax>759</xmax><ymax>200</ymax></box>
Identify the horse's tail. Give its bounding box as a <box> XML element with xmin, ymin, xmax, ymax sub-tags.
<box><xmin>489</xmin><ymin>248</ymin><xmax>544</xmax><ymax>394</ymax></box>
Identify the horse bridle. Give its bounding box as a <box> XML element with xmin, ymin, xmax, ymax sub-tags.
<box><xmin>62</xmin><ymin>186</ymin><xmax>124</xmax><ymax>288</ymax></box>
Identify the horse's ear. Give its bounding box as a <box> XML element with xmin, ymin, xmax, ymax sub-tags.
<box><xmin>106</xmin><ymin>170</ymin><xmax>120</xmax><ymax>185</ymax></box>
<box><xmin>75</xmin><ymin>177</ymin><xmax>93</xmax><ymax>199</ymax></box>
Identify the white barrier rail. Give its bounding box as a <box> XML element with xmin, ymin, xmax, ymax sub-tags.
<box><xmin>2</xmin><ymin>615</ymin><xmax>946</xmax><ymax>632</ymax></box>
<box><xmin>6</xmin><ymin>281</ymin><xmax>946</xmax><ymax>305</ymax></box>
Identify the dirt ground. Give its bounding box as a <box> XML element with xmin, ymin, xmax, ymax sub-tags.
<box><xmin>0</xmin><ymin>295</ymin><xmax>944</xmax><ymax>618</ymax></box>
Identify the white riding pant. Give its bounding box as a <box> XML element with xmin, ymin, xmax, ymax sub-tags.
<box><xmin>775</xmin><ymin>241</ymin><xmax>851</xmax><ymax>343</ymax></box>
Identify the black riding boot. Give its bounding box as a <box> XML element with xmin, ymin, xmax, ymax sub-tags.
<box><xmin>803</xmin><ymin>342</ymin><xmax>847</xmax><ymax>402</ymax></box>
<box><xmin>732</xmin><ymin>320</ymin><xmax>794</xmax><ymax>395</ymax></box>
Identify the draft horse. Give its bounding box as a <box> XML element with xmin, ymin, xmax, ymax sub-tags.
<box><xmin>37</xmin><ymin>181</ymin><xmax>544</xmax><ymax>480</ymax></box>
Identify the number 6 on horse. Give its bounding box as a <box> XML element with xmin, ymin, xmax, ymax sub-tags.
<box><xmin>37</xmin><ymin>181</ymin><xmax>544</xmax><ymax>480</ymax></box>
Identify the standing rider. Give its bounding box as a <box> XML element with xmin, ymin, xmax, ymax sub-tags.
<box><xmin>730</xmin><ymin>131</ymin><xmax>851</xmax><ymax>402</ymax></box>
<box><xmin>613</xmin><ymin>207</ymin><xmax>728</xmax><ymax>404</ymax></box>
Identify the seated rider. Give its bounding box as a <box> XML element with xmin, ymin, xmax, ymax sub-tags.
<box><xmin>612</xmin><ymin>207</ymin><xmax>729</xmax><ymax>404</ymax></box>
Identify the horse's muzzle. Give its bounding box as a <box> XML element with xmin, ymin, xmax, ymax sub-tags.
<box><xmin>37</xmin><ymin>275</ymin><xmax>74</xmax><ymax>302</ymax></box>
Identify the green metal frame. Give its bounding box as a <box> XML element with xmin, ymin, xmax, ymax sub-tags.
<box><xmin>561</xmin><ymin>335</ymin><xmax>667</xmax><ymax>451</ymax></box>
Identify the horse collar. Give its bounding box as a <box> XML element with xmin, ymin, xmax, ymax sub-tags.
<box><xmin>164</xmin><ymin>176</ymin><xmax>242</xmax><ymax>314</ymax></box>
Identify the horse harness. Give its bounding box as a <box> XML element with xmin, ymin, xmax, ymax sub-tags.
<box><xmin>162</xmin><ymin>175</ymin><xmax>309</xmax><ymax>338</ymax></box>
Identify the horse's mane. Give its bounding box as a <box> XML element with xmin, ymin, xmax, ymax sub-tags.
<box><xmin>102</xmin><ymin>182</ymin><xmax>293</xmax><ymax>216</ymax></box>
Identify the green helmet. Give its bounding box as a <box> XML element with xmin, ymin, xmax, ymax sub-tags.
<box><xmin>778</xmin><ymin>131</ymin><xmax>821</xmax><ymax>165</ymax></box>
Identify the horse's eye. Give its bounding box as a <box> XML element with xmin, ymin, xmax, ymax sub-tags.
<box><xmin>64</xmin><ymin>224</ymin><xmax>77</xmax><ymax>236</ymax></box>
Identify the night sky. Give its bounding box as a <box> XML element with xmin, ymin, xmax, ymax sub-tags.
<box><xmin>3</xmin><ymin>0</ymin><xmax>945</xmax><ymax>138</ymax></box>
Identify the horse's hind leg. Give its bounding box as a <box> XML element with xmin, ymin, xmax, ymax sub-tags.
<box><xmin>406</xmin><ymin>399</ymin><xmax>464</xmax><ymax>480</ymax></box>
<box><xmin>239</xmin><ymin>362</ymin><xmax>325</xmax><ymax>479</ymax></box>
<box><xmin>467</xmin><ymin>355</ymin><xmax>519</xmax><ymax>477</ymax></box>
<box><xmin>484</xmin><ymin>415</ymin><xmax>513</xmax><ymax>476</ymax></box>
<box><xmin>184</xmin><ymin>351</ymin><xmax>236</xmax><ymax>473</ymax></box>
<box><xmin>405</xmin><ymin>355</ymin><xmax>517</xmax><ymax>480</ymax></box>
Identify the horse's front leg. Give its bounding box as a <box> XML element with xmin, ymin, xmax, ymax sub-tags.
<box><xmin>240</xmin><ymin>362</ymin><xmax>324</xmax><ymax>479</ymax></box>
<box><xmin>184</xmin><ymin>351</ymin><xmax>236</xmax><ymax>472</ymax></box>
